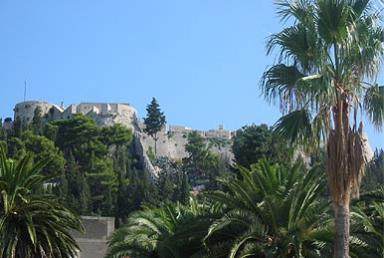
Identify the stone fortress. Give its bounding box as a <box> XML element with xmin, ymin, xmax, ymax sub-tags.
<box><xmin>12</xmin><ymin>101</ymin><xmax>234</xmax><ymax>175</ymax></box>
<box><xmin>9</xmin><ymin>100</ymin><xmax>236</xmax><ymax>258</ymax></box>
<box><xmin>14</xmin><ymin>101</ymin><xmax>138</xmax><ymax>131</ymax></box>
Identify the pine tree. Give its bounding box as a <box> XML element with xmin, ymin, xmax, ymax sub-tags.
<box><xmin>183</xmin><ymin>131</ymin><xmax>220</xmax><ymax>188</ymax></box>
<box><xmin>143</xmin><ymin>97</ymin><xmax>166</xmax><ymax>156</ymax></box>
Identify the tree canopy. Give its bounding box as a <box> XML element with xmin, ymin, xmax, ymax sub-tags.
<box><xmin>0</xmin><ymin>146</ymin><xmax>83</xmax><ymax>258</ymax></box>
<box><xmin>144</xmin><ymin>97</ymin><xmax>166</xmax><ymax>155</ymax></box>
<box><xmin>261</xmin><ymin>1</ymin><xmax>384</xmax><ymax>257</ymax></box>
<box><xmin>232</xmin><ymin>124</ymin><xmax>293</xmax><ymax>167</ymax></box>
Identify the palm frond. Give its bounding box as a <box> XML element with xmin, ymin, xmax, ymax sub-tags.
<box><xmin>275</xmin><ymin>0</ymin><xmax>314</xmax><ymax>23</ymax></box>
<box><xmin>273</xmin><ymin>108</ymin><xmax>313</xmax><ymax>143</ymax></box>
<box><xmin>364</xmin><ymin>84</ymin><xmax>384</xmax><ymax>130</ymax></box>
<box><xmin>0</xmin><ymin>146</ymin><xmax>82</xmax><ymax>258</ymax></box>
<box><xmin>316</xmin><ymin>0</ymin><xmax>350</xmax><ymax>44</ymax></box>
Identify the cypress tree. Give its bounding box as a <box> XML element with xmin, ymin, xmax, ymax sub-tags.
<box><xmin>143</xmin><ymin>97</ymin><xmax>166</xmax><ymax>156</ymax></box>
<box><xmin>31</xmin><ymin>106</ymin><xmax>44</xmax><ymax>135</ymax></box>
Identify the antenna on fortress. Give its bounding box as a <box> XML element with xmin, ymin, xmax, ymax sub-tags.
<box><xmin>23</xmin><ymin>81</ymin><xmax>27</xmax><ymax>102</ymax></box>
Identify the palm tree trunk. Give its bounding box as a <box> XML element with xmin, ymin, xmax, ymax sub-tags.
<box><xmin>334</xmin><ymin>203</ymin><xmax>350</xmax><ymax>258</ymax></box>
<box><xmin>328</xmin><ymin>94</ymin><xmax>353</xmax><ymax>258</ymax></box>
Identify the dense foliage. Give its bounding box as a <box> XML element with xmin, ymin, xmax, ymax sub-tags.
<box><xmin>0</xmin><ymin>112</ymin><xmax>151</xmax><ymax>222</ymax></box>
<box><xmin>183</xmin><ymin>131</ymin><xmax>228</xmax><ymax>190</ymax></box>
<box><xmin>144</xmin><ymin>97</ymin><xmax>166</xmax><ymax>155</ymax></box>
<box><xmin>107</xmin><ymin>160</ymin><xmax>383</xmax><ymax>258</ymax></box>
<box><xmin>232</xmin><ymin>124</ymin><xmax>293</xmax><ymax>167</ymax></box>
<box><xmin>362</xmin><ymin>149</ymin><xmax>384</xmax><ymax>191</ymax></box>
<box><xmin>1</xmin><ymin>100</ymin><xmax>382</xmax><ymax>258</ymax></box>
<box><xmin>261</xmin><ymin>0</ymin><xmax>384</xmax><ymax>257</ymax></box>
<box><xmin>106</xmin><ymin>199</ymin><xmax>222</xmax><ymax>258</ymax></box>
<box><xmin>0</xmin><ymin>147</ymin><xmax>83</xmax><ymax>258</ymax></box>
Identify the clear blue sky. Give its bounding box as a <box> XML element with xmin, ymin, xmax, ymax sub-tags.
<box><xmin>0</xmin><ymin>0</ymin><xmax>383</xmax><ymax>149</ymax></box>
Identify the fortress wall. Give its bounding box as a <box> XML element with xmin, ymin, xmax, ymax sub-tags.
<box><xmin>134</xmin><ymin>131</ymin><xmax>159</xmax><ymax>178</ymax></box>
<box><xmin>140</xmin><ymin>125</ymin><xmax>233</xmax><ymax>162</ymax></box>
<box><xmin>140</xmin><ymin>128</ymin><xmax>190</xmax><ymax>160</ymax></box>
<box><xmin>112</xmin><ymin>104</ymin><xmax>138</xmax><ymax>129</ymax></box>
<box><xmin>50</xmin><ymin>105</ymin><xmax>65</xmax><ymax>120</ymax></box>
<box><xmin>14</xmin><ymin>101</ymin><xmax>63</xmax><ymax>123</ymax></box>
<box><xmin>62</xmin><ymin>104</ymin><xmax>77</xmax><ymax>119</ymax></box>
<box><xmin>14</xmin><ymin>100</ymin><xmax>234</xmax><ymax>169</ymax></box>
<box><xmin>77</xmin><ymin>103</ymin><xmax>99</xmax><ymax>115</ymax></box>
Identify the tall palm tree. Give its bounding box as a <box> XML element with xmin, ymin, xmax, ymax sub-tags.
<box><xmin>205</xmin><ymin>160</ymin><xmax>333</xmax><ymax>258</ymax></box>
<box><xmin>105</xmin><ymin>198</ymin><xmax>222</xmax><ymax>258</ymax></box>
<box><xmin>0</xmin><ymin>147</ymin><xmax>83</xmax><ymax>258</ymax></box>
<box><xmin>261</xmin><ymin>1</ymin><xmax>383</xmax><ymax>257</ymax></box>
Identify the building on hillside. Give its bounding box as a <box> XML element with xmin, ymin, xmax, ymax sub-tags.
<box><xmin>13</xmin><ymin>100</ymin><xmax>235</xmax><ymax>173</ymax></box>
<box><xmin>14</xmin><ymin>101</ymin><xmax>139</xmax><ymax>130</ymax></box>
<box><xmin>14</xmin><ymin>101</ymin><xmax>63</xmax><ymax>123</ymax></box>
<box><xmin>70</xmin><ymin>216</ymin><xmax>115</xmax><ymax>258</ymax></box>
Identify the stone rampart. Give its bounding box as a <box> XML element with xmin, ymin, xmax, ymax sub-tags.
<box><xmin>13</xmin><ymin>100</ymin><xmax>234</xmax><ymax>173</ymax></box>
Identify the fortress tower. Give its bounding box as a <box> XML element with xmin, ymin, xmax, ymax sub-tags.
<box><xmin>14</xmin><ymin>101</ymin><xmax>63</xmax><ymax>123</ymax></box>
<box><xmin>13</xmin><ymin>101</ymin><xmax>139</xmax><ymax>131</ymax></box>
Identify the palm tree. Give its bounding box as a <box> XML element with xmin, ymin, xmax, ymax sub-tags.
<box><xmin>105</xmin><ymin>198</ymin><xmax>222</xmax><ymax>258</ymax></box>
<box><xmin>205</xmin><ymin>160</ymin><xmax>334</xmax><ymax>258</ymax></box>
<box><xmin>261</xmin><ymin>1</ymin><xmax>383</xmax><ymax>257</ymax></box>
<box><xmin>350</xmin><ymin>187</ymin><xmax>384</xmax><ymax>258</ymax></box>
<box><xmin>0</xmin><ymin>147</ymin><xmax>83</xmax><ymax>258</ymax></box>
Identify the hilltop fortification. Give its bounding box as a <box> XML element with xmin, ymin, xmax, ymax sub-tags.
<box><xmin>14</xmin><ymin>101</ymin><xmax>138</xmax><ymax>131</ymax></box>
<box><xmin>12</xmin><ymin>100</ymin><xmax>234</xmax><ymax>175</ymax></box>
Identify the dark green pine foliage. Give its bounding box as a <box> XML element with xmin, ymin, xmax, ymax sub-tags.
<box><xmin>232</xmin><ymin>124</ymin><xmax>293</xmax><ymax>168</ymax></box>
<box><xmin>102</xmin><ymin>124</ymin><xmax>133</xmax><ymax>222</ymax></box>
<box><xmin>6</xmin><ymin>137</ymin><xmax>25</xmax><ymax>159</ymax></box>
<box><xmin>183</xmin><ymin>131</ymin><xmax>220</xmax><ymax>189</ymax></box>
<box><xmin>86</xmin><ymin>156</ymin><xmax>116</xmax><ymax>215</ymax></box>
<box><xmin>52</xmin><ymin>114</ymin><xmax>102</xmax><ymax>159</ymax></box>
<box><xmin>64</xmin><ymin>151</ymin><xmax>91</xmax><ymax>214</ymax></box>
<box><xmin>143</xmin><ymin>97</ymin><xmax>166</xmax><ymax>155</ymax></box>
<box><xmin>101</xmin><ymin>123</ymin><xmax>133</xmax><ymax>146</ymax></box>
<box><xmin>21</xmin><ymin>130</ymin><xmax>65</xmax><ymax>178</ymax></box>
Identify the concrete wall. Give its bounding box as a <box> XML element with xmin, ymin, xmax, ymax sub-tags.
<box><xmin>71</xmin><ymin>216</ymin><xmax>115</xmax><ymax>258</ymax></box>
